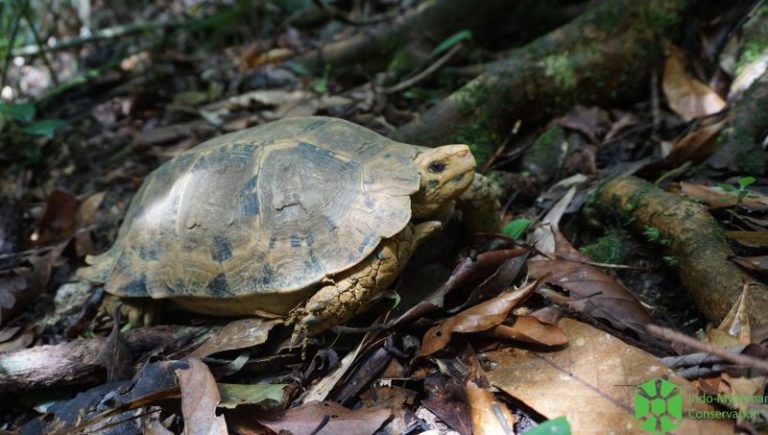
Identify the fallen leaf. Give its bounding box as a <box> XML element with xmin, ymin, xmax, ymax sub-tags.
<box><xmin>663</xmin><ymin>43</ymin><xmax>727</xmax><ymax>121</ymax></box>
<box><xmin>395</xmin><ymin>248</ymin><xmax>527</xmax><ymax>326</ymax></box>
<box><xmin>527</xmin><ymin>229</ymin><xmax>654</xmax><ymax>334</ymax></box>
<box><xmin>257</xmin><ymin>401</ymin><xmax>391</xmax><ymax>435</ymax></box>
<box><xmin>489</xmin><ymin>315</ymin><xmax>568</xmax><ymax>346</ymax></box>
<box><xmin>466</xmin><ymin>380</ymin><xmax>515</xmax><ymax>435</ymax></box>
<box><xmin>731</xmin><ymin>255</ymin><xmax>768</xmax><ymax>277</ymax></box>
<box><xmin>217</xmin><ymin>383</ymin><xmax>292</xmax><ymax>410</ymax></box>
<box><xmin>188</xmin><ymin>318</ymin><xmax>281</xmax><ymax>358</ymax></box>
<box><xmin>419</xmin><ymin>280</ymin><xmax>538</xmax><ymax>356</ymax></box>
<box><xmin>176</xmin><ymin>358</ymin><xmax>228</xmax><ymax>435</ymax></box>
<box><xmin>35</xmin><ymin>189</ymin><xmax>78</xmax><ymax>245</ymax></box>
<box><xmin>679</xmin><ymin>182</ymin><xmax>768</xmax><ymax>210</ymax></box>
<box><xmin>725</xmin><ymin>231</ymin><xmax>768</xmax><ymax>248</ymax></box>
<box><xmin>664</xmin><ymin>114</ymin><xmax>729</xmax><ymax>165</ymax></box>
<box><xmin>0</xmin><ymin>254</ymin><xmax>55</xmax><ymax>327</ymax></box>
<box><xmin>483</xmin><ymin>318</ymin><xmax>734</xmax><ymax>434</ymax></box>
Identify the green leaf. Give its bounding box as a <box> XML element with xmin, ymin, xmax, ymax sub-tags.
<box><xmin>217</xmin><ymin>383</ymin><xmax>290</xmax><ymax>410</ymax></box>
<box><xmin>525</xmin><ymin>417</ymin><xmax>571</xmax><ymax>435</ymax></box>
<box><xmin>0</xmin><ymin>103</ymin><xmax>36</xmax><ymax>122</ymax></box>
<box><xmin>21</xmin><ymin>119</ymin><xmax>66</xmax><ymax>138</ymax></box>
<box><xmin>501</xmin><ymin>218</ymin><xmax>532</xmax><ymax>239</ymax></box>
<box><xmin>738</xmin><ymin>176</ymin><xmax>756</xmax><ymax>190</ymax></box>
<box><xmin>430</xmin><ymin>30</ymin><xmax>471</xmax><ymax>58</ymax></box>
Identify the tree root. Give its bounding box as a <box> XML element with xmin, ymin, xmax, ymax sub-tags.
<box><xmin>295</xmin><ymin>0</ymin><xmax>583</xmax><ymax>75</ymax></box>
<box><xmin>594</xmin><ymin>176</ymin><xmax>768</xmax><ymax>328</ymax></box>
<box><xmin>393</xmin><ymin>0</ymin><xmax>688</xmax><ymax>148</ymax></box>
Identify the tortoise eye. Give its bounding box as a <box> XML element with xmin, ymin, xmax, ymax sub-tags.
<box><xmin>428</xmin><ymin>161</ymin><xmax>447</xmax><ymax>173</ymax></box>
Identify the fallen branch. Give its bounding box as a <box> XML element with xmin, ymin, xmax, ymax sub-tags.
<box><xmin>594</xmin><ymin>176</ymin><xmax>768</xmax><ymax>327</ymax></box>
<box><xmin>0</xmin><ymin>325</ymin><xmax>208</xmax><ymax>393</ymax></box>
<box><xmin>393</xmin><ymin>0</ymin><xmax>689</xmax><ymax>149</ymax></box>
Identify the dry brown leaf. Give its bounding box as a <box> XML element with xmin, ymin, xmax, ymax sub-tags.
<box><xmin>419</xmin><ymin>280</ymin><xmax>537</xmax><ymax>356</ymax></box>
<box><xmin>188</xmin><ymin>318</ymin><xmax>282</xmax><ymax>358</ymax></box>
<box><xmin>257</xmin><ymin>401</ymin><xmax>391</xmax><ymax>435</ymax></box>
<box><xmin>725</xmin><ymin>231</ymin><xmax>768</xmax><ymax>248</ymax></box>
<box><xmin>176</xmin><ymin>358</ymin><xmax>228</xmax><ymax>435</ymax></box>
<box><xmin>466</xmin><ymin>380</ymin><xmax>515</xmax><ymax>435</ymax></box>
<box><xmin>731</xmin><ymin>256</ymin><xmax>768</xmax><ymax>277</ymax></box>
<box><xmin>490</xmin><ymin>315</ymin><xmax>568</xmax><ymax>346</ymax></box>
<box><xmin>0</xmin><ymin>254</ymin><xmax>55</xmax><ymax>327</ymax></box>
<box><xmin>395</xmin><ymin>248</ymin><xmax>527</xmax><ymax>326</ymax></box>
<box><xmin>35</xmin><ymin>189</ymin><xmax>78</xmax><ymax>245</ymax></box>
<box><xmin>484</xmin><ymin>318</ymin><xmax>734</xmax><ymax>434</ymax></box>
<box><xmin>75</xmin><ymin>191</ymin><xmax>106</xmax><ymax>256</ymax></box>
<box><xmin>679</xmin><ymin>182</ymin><xmax>768</xmax><ymax>210</ymax></box>
<box><xmin>663</xmin><ymin>43</ymin><xmax>727</xmax><ymax>121</ymax></box>
<box><xmin>528</xmin><ymin>229</ymin><xmax>653</xmax><ymax>333</ymax></box>
<box><xmin>664</xmin><ymin>115</ymin><xmax>728</xmax><ymax>165</ymax></box>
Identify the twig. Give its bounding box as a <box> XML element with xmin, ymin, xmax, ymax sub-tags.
<box><xmin>1</xmin><ymin>0</ymin><xmax>25</xmax><ymax>90</ymax></box>
<box><xmin>646</xmin><ymin>324</ymin><xmax>768</xmax><ymax>373</ymax></box>
<box><xmin>22</xmin><ymin>3</ymin><xmax>59</xmax><ymax>85</ymax></box>
<box><xmin>384</xmin><ymin>43</ymin><xmax>463</xmax><ymax>94</ymax></box>
<box><xmin>11</xmin><ymin>18</ymin><xmax>193</xmax><ymax>57</ymax></box>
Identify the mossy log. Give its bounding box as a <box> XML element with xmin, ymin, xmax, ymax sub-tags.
<box><xmin>595</xmin><ymin>176</ymin><xmax>768</xmax><ymax>328</ymax></box>
<box><xmin>393</xmin><ymin>0</ymin><xmax>688</xmax><ymax>148</ymax></box>
<box><xmin>295</xmin><ymin>0</ymin><xmax>583</xmax><ymax>75</ymax></box>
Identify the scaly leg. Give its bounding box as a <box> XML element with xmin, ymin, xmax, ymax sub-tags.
<box><xmin>457</xmin><ymin>173</ymin><xmax>501</xmax><ymax>234</ymax></box>
<box><xmin>290</xmin><ymin>221</ymin><xmax>441</xmax><ymax>339</ymax></box>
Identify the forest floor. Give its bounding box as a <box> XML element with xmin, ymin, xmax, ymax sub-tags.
<box><xmin>1</xmin><ymin>0</ymin><xmax>768</xmax><ymax>434</ymax></box>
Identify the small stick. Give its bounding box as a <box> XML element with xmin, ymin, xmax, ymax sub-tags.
<box><xmin>646</xmin><ymin>324</ymin><xmax>768</xmax><ymax>373</ymax></box>
<box><xmin>384</xmin><ymin>43</ymin><xmax>463</xmax><ymax>94</ymax></box>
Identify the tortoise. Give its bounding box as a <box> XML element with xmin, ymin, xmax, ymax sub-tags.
<box><xmin>79</xmin><ymin>117</ymin><xmax>499</xmax><ymax>336</ymax></box>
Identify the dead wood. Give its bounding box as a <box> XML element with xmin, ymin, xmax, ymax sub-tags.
<box><xmin>0</xmin><ymin>325</ymin><xmax>208</xmax><ymax>393</ymax></box>
<box><xmin>595</xmin><ymin>176</ymin><xmax>768</xmax><ymax>328</ymax></box>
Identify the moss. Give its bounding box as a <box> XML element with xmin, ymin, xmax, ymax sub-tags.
<box><xmin>452</xmin><ymin>117</ymin><xmax>496</xmax><ymax>164</ymax></box>
<box><xmin>735</xmin><ymin>149</ymin><xmax>768</xmax><ymax>175</ymax></box>
<box><xmin>543</xmin><ymin>54</ymin><xmax>576</xmax><ymax>90</ymax></box>
<box><xmin>522</xmin><ymin>126</ymin><xmax>566</xmax><ymax>180</ymax></box>
<box><xmin>581</xmin><ymin>228</ymin><xmax>634</xmax><ymax>264</ymax></box>
<box><xmin>387</xmin><ymin>48</ymin><xmax>419</xmax><ymax>79</ymax></box>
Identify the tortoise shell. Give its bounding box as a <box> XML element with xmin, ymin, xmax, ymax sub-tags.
<box><xmin>84</xmin><ymin>117</ymin><xmax>424</xmax><ymax>302</ymax></box>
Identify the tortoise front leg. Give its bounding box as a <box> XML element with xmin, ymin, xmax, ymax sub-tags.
<box><xmin>457</xmin><ymin>173</ymin><xmax>501</xmax><ymax>234</ymax></box>
<box><xmin>290</xmin><ymin>221</ymin><xmax>441</xmax><ymax>338</ymax></box>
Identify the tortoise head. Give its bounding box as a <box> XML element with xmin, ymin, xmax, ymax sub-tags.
<box><xmin>411</xmin><ymin>144</ymin><xmax>476</xmax><ymax>219</ymax></box>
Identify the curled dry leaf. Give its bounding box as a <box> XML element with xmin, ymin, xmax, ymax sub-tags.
<box><xmin>257</xmin><ymin>401</ymin><xmax>391</xmax><ymax>435</ymax></box>
<box><xmin>527</xmin><ymin>229</ymin><xmax>653</xmax><ymax>334</ymax></box>
<box><xmin>490</xmin><ymin>315</ymin><xmax>568</xmax><ymax>347</ymax></box>
<box><xmin>664</xmin><ymin>113</ymin><xmax>729</xmax><ymax>165</ymax></box>
<box><xmin>663</xmin><ymin>42</ymin><xmax>726</xmax><ymax>121</ymax></box>
<box><xmin>176</xmin><ymin>358</ymin><xmax>228</xmax><ymax>435</ymax></box>
<box><xmin>466</xmin><ymin>380</ymin><xmax>515</xmax><ymax>435</ymax></box>
<box><xmin>419</xmin><ymin>280</ymin><xmax>538</xmax><ymax>356</ymax></box>
<box><xmin>395</xmin><ymin>248</ymin><xmax>527</xmax><ymax>326</ymax></box>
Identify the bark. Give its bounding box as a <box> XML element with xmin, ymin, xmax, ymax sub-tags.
<box><xmin>0</xmin><ymin>325</ymin><xmax>207</xmax><ymax>393</ymax></box>
<box><xmin>393</xmin><ymin>0</ymin><xmax>688</xmax><ymax>149</ymax></box>
<box><xmin>595</xmin><ymin>176</ymin><xmax>768</xmax><ymax>328</ymax></box>
<box><xmin>296</xmin><ymin>0</ymin><xmax>585</xmax><ymax>75</ymax></box>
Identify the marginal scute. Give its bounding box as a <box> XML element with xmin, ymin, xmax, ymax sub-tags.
<box><xmin>84</xmin><ymin>117</ymin><xmax>422</xmax><ymax>303</ymax></box>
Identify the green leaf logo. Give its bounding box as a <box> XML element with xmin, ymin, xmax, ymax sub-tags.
<box><xmin>634</xmin><ymin>378</ymin><xmax>683</xmax><ymax>434</ymax></box>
